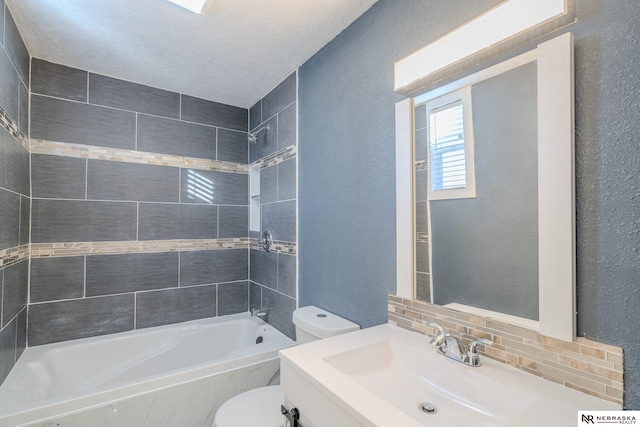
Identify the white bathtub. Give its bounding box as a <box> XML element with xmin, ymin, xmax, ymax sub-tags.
<box><xmin>0</xmin><ymin>313</ymin><xmax>294</xmax><ymax>427</ymax></box>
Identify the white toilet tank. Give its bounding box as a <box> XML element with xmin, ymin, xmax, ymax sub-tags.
<box><xmin>292</xmin><ymin>306</ymin><xmax>359</xmax><ymax>344</ymax></box>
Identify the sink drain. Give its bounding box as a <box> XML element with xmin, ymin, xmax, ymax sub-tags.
<box><xmin>419</xmin><ymin>402</ymin><xmax>437</xmax><ymax>414</ymax></box>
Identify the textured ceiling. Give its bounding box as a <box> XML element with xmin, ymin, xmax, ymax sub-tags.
<box><xmin>6</xmin><ymin>0</ymin><xmax>377</xmax><ymax>108</ymax></box>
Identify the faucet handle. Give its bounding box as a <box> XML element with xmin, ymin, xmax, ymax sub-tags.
<box><xmin>467</xmin><ymin>338</ymin><xmax>493</xmax><ymax>353</ymax></box>
<box><xmin>465</xmin><ymin>338</ymin><xmax>492</xmax><ymax>367</ymax></box>
<box><xmin>427</xmin><ymin>322</ymin><xmax>446</xmax><ymax>346</ymax></box>
<box><xmin>428</xmin><ymin>322</ymin><xmax>445</xmax><ymax>335</ymax></box>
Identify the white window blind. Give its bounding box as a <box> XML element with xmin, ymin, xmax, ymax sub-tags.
<box><xmin>429</xmin><ymin>101</ymin><xmax>466</xmax><ymax>191</ymax></box>
<box><xmin>423</xmin><ymin>86</ymin><xmax>476</xmax><ymax>201</ymax></box>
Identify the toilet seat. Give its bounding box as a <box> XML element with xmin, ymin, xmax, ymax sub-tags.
<box><xmin>213</xmin><ymin>385</ymin><xmax>284</xmax><ymax>427</ymax></box>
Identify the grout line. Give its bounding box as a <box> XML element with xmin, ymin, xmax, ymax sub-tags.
<box><xmin>30</xmin><ymin>196</ymin><xmax>247</xmax><ymax>207</ymax></box>
<box><xmin>84</xmin><ymin>158</ymin><xmax>88</xmax><ymax>199</ymax></box>
<box><xmin>177</xmin><ymin>169</ymin><xmax>181</xmax><ymax>204</ymax></box>
<box><xmin>3</xmin><ymin>1</ymin><xmax>5</xmax><ymax>48</ymax></box>
<box><xmin>275</xmin><ymin>252</ymin><xmax>279</xmax><ymax>293</ymax></box>
<box><xmin>275</xmin><ymin>153</ymin><xmax>279</xmax><ymax>201</ymax></box>
<box><xmin>294</xmin><ymin>69</ymin><xmax>300</xmax><ymax>309</ymax></box>
<box><xmin>28</xmin><ymin>240</ymin><xmax>256</xmax><ymax>260</ymax></box>
<box><xmin>0</xmin><ymin>186</ymin><xmax>29</xmax><ymax>198</ymax></box>
<box><xmin>260</xmin><ymin>197</ymin><xmax>296</xmax><ymax>206</ymax></box>
<box><xmin>30</xmin><ymin>139</ymin><xmax>249</xmax><ymax>174</ymax></box>
<box><xmin>27</xmin><ymin>281</ymin><xmax>235</xmax><ymax>308</ymax></box>
<box><xmin>31</xmin><ymin>93</ymin><xmax>245</xmax><ymax>133</ymax></box>
<box><xmin>256</xmin><ymin>99</ymin><xmax>296</xmax><ymax>129</ymax></box>
<box><xmin>17</xmin><ymin>195</ymin><xmax>22</xmax><ymax>247</ymax></box>
<box><xmin>1</xmin><ymin>270</ymin><xmax>4</xmax><ymax>330</ymax></box>
<box><xmin>133</xmin><ymin>293</ymin><xmax>137</xmax><ymax>330</ymax></box>
<box><xmin>83</xmin><ymin>255</ymin><xmax>87</xmax><ymax>298</ymax></box>
<box><xmin>134</xmin><ymin>113</ymin><xmax>138</xmax><ymax>151</ymax></box>
<box><xmin>13</xmin><ymin>308</ymin><xmax>17</xmax><ymax>362</ymax></box>
<box><xmin>252</xmin><ymin>280</ymin><xmax>295</xmax><ymax>301</ymax></box>
<box><xmin>177</xmin><ymin>252</ymin><xmax>181</xmax><ymax>288</ymax></box>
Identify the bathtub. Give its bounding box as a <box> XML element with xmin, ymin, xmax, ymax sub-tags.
<box><xmin>0</xmin><ymin>313</ymin><xmax>294</xmax><ymax>427</ymax></box>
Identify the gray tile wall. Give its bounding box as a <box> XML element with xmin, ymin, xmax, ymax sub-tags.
<box><xmin>30</xmin><ymin>59</ymin><xmax>248</xmax><ymax>162</ymax></box>
<box><xmin>27</xmin><ymin>250</ymin><xmax>251</xmax><ymax>346</ymax></box>
<box><xmin>28</xmin><ymin>294</ymin><xmax>136</xmax><ymax>346</ymax></box>
<box><xmin>0</xmin><ymin>3</ymin><xmax>29</xmax><ymax>386</ymax></box>
<box><xmin>249</xmin><ymin>72</ymin><xmax>297</xmax><ymax>163</ymax></box>
<box><xmin>28</xmin><ymin>59</ymin><xmax>252</xmax><ymax>346</ymax></box>
<box><xmin>249</xmin><ymin>72</ymin><xmax>298</xmax><ymax>340</ymax></box>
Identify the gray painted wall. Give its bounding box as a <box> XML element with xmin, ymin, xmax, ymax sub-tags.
<box><xmin>299</xmin><ymin>0</ymin><xmax>504</xmax><ymax>328</ymax></box>
<box><xmin>431</xmin><ymin>63</ymin><xmax>539</xmax><ymax>320</ymax></box>
<box><xmin>298</xmin><ymin>0</ymin><xmax>640</xmax><ymax>407</ymax></box>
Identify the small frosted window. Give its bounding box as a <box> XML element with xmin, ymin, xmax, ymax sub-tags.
<box><xmin>425</xmin><ymin>87</ymin><xmax>475</xmax><ymax>200</ymax></box>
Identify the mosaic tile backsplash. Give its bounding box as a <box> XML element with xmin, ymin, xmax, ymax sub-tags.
<box><xmin>388</xmin><ymin>294</ymin><xmax>624</xmax><ymax>406</ymax></box>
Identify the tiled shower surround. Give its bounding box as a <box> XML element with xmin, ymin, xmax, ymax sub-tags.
<box><xmin>0</xmin><ymin>2</ymin><xmax>30</xmax><ymax>386</ymax></box>
<box><xmin>6</xmin><ymin>59</ymin><xmax>300</xmax><ymax>367</ymax></box>
<box><xmin>388</xmin><ymin>295</ymin><xmax>624</xmax><ymax>405</ymax></box>
<box><xmin>27</xmin><ymin>57</ymin><xmax>252</xmax><ymax>346</ymax></box>
<box><xmin>248</xmin><ymin>73</ymin><xmax>298</xmax><ymax>339</ymax></box>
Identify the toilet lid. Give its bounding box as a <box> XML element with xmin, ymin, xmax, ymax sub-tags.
<box><xmin>214</xmin><ymin>385</ymin><xmax>285</xmax><ymax>427</ymax></box>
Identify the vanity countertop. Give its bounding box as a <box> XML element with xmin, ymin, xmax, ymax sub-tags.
<box><xmin>280</xmin><ymin>323</ymin><xmax>620</xmax><ymax>427</ymax></box>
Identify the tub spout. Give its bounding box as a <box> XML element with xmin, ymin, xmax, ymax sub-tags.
<box><xmin>252</xmin><ymin>307</ymin><xmax>270</xmax><ymax>321</ymax></box>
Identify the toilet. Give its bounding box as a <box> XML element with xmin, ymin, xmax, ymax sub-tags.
<box><xmin>213</xmin><ymin>305</ymin><xmax>359</xmax><ymax>427</ymax></box>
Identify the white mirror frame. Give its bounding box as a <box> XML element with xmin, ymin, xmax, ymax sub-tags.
<box><xmin>395</xmin><ymin>32</ymin><xmax>575</xmax><ymax>342</ymax></box>
<box><xmin>394</xmin><ymin>0</ymin><xmax>574</xmax><ymax>94</ymax></box>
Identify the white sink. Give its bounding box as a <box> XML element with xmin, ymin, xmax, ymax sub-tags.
<box><xmin>324</xmin><ymin>337</ymin><xmax>536</xmax><ymax>425</ymax></box>
<box><xmin>280</xmin><ymin>324</ymin><xmax>620</xmax><ymax>427</ymax></box>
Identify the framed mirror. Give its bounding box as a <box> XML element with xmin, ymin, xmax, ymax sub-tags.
<box><xmin>395</xmin><ymin>33</ymin><xmax>575</xmax><ymax>341</ymax></box>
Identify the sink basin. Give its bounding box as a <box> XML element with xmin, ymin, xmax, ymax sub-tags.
<box><xmin>280</xmin><ymin>324</ymin><xmax>620</xmax><ymax>427</ymax></box>
<box><xmin>324</xmin><ymin>338</ymin><xmax>535</xmax><ymax>425</ymax></box>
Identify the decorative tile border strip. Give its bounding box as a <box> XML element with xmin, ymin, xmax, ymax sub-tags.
<box><xmin>415</xmin><ymin>160</ymin><xmax>428</xmax><ymax>172</ymax></box>
<box><xmin>31</xmin><ymin>238</ymin><xmax>250</xmax><ymax>258</ymax></box>
<box><xmin>0</xmin><ymin>106</ymin><xmax>29</xmax><ymax>151</ymax></box>
<box><xmin>388</xmin><ymin>294</ymin><xmax>624</xmax><ymax>405</ymax></box>
<box><xmin>249</xmin><ymin>239</ymin><xmax>296</xmax><ymax>255</ymax></box>
<box><xmin>0</xmin><ymin>245</ymin><xmax>30</xmax><ymax>269</ymax></box>
<box><xmin>30</xmin><ymin>139</ymin><xmax>249</xmax><ymax>174</ymax></box>
<box><xmin>416</xmin><ymin>232</ymin><xmax>429</xmax><ymax>243</ymax></box>
<box><xmin>253</xmin><ymin>145</ymin><xmax>297</xmax><ymax>170</ymax></box>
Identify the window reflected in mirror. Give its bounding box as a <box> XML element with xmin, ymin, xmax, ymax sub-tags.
<box><xmin>413</xmin><ymin>62</ymin><xmax>539</xmax><ymax>322</ymax></box>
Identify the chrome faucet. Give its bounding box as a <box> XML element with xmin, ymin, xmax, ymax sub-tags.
<box><xmin>428</xmin><ymin>322</ymin><xmax>492</xmax><ymax>367</ymax></box>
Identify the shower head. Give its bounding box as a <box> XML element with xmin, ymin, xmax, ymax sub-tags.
<box><xmin>248</xmin><ymin>124</ymin><xmax>270</xmax><ymax>144</ymax></box>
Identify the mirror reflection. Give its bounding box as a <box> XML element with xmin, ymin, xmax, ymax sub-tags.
<box><xmin>414</xmin><ymin>61</ymin><xmax>540</xmax><ymax>321</ymax></box>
